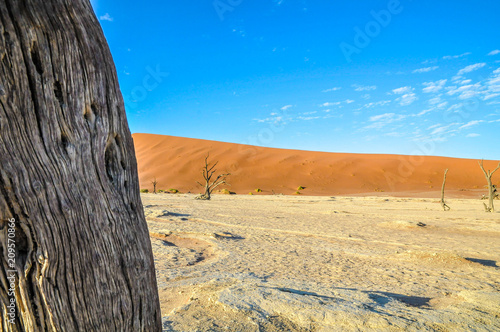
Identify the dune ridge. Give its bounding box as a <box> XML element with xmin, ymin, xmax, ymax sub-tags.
<box><xmin>133</xmin><ymin>133</ymin><xmax>499</xmax><ymax>198</ymax></box>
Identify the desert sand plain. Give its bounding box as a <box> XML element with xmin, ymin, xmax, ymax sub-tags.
<box><xmin>134</xmin><ymin>133</ymin><xmax>500</xmax><ymax>330</ymax></box>
<box><xmin>143</xmin><ymin>193</ymin><xmax>500</xmax><ymax>331</ymax></box>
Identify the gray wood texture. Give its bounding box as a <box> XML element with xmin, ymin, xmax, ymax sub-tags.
<box><xmin>0</xmin><ymin>0</ymin><xmax>161</xmax><ymax>330</ymax></box>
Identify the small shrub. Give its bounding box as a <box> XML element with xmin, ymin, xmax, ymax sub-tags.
<box><xmin>220</xmin><ymin>188</ymin><xmax>236</xmax><ymax>195</ymax></box>
<box><xmin>297</xmin><ymin>186</ymin><xmax>305</xmax><ymax>190</ymax></box>
<box><xmin>140</xmin><ymin>189</ymin><xmax>149</xmax><ymax>193</ymax></box>
<box><xmin>158</xmin><ymin>189</ymin><xmax>164</xmax><ymax>193</ymax></box>
<box><xmin>248</xmin><ymin>192</ymin><xmax>253</xmax><ymax>195</ymax></box>
<box><xmin>255</xmin><ymin>188</ymin><xmax>262</xmax><ymax>192</ymax></box>
<box><xmin>294</xmin><ymin>191</ymin><xmax>301</xmax><ymax>195</ymax></box>
<box><xmin>169</xmin><ymin>188</ymin><xmax>179</xmax><ymax>193</ymax></box>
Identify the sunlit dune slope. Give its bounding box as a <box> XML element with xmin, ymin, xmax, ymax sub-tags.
<box><xmin>133</xmin><ymin>133</ymin><xmax>499</xmax><ymax>198</ymax></box>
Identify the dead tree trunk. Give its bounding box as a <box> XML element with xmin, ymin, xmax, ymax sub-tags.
<box><xmin>151</xmin><ymin>177</ymin><xmax>158</xmax><ymax>194</ymax></box>
<box><xmin>478</xmin><ymin>160</ymin><xmax>500</xmax><ymax>213</ymax></box>
<box><xmin>0</xmin><ymin>0</ymin><xmax>161</xmax><ymax>331</ymax></box>
<box><xmin>440</xmin><ymin>169</ymin><xmax>450</xmax><ymax>211</ymax></box>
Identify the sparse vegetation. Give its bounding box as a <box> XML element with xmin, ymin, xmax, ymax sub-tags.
<box><xmin>140</xmin><ymin>189</ymin><xmax>149</xmax><ymax>193</ymax></box>
<box><xmin>196</xmin><ymin>153</ymin><xmax>230</xmax><ymax>200</ymax></box>
<box><xmin>249</xmin><ymin>192</ymin><xmax>254</xmax><ymax>195</ymax></box>
<box><xmin>255</xmin><ymin>188</ymin><xmax>262</xmax><ymax>192</ymax></box>
<box><xmin>220</xmin><ymin>188</ymin><xmax>236</xmax><ymax>195</ymax></box>
<box><xmin>297</xmin><ymin>186</ymin><xmax>305</xmax><ymax>190</ymax></box>
<box><xmin>158</xmin><ymin>189</ymin><xmax>164</xmax><ymax>193</ymax></box>
<box><xmin>295</xmin><ymin>191</ymin><xmax>301</xmax><ymax>195</ymax></box>
<box><xmin>169</xmin><ymin>188</ymin><xmax>179</xmax><ymax>193</ymax></box>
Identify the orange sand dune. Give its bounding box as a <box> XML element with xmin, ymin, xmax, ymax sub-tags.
<box><xmin>133</xmin><ymin>133</ymin><xmax>499</xmax><ymax>198</ymax></box>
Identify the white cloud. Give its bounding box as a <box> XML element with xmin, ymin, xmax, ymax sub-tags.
<box><xmin>320</xmin><ymin>100</ymin><xmax>353</xmax><ymax>107</ymax></box>
<box><xmin>488</xmin><ymin>50</ymin><xmax>500</xmax><ymax>56</ymax></box>
<box><xmin>486</xmin><ymin>68</ymin><xmax>500</xmax><ymax>93</ymax></box>
<box><xmin>430</xmin><ymin>124</ymin><xmax>454</xmax><ymax>135</ymax></box>
<box><xmin>484</xmin><ymin>93</ymin><xmax>500</xmax><ymax>101</ymax></box>
<box><xmin>459</xmin><ymin>120</ymin><xmax>483</xmax><ymax>130</ymax></box>
<box><xmin>466</xmin><ymin>133</ymin><xmax>480</xmax><ymax>138</ymax></box>
<box><xmin>446</xmin><ymin>83</ymin><xmax>482</xmax><ymax>100</ymax></box>
<box><xmin>436</xmin><ymin>101</ymin><xmax>448</xmax><ymax>109</ymax></box>
<box><xmin>99</xmin><ymin>13</ymin><xmax>113</xmax><ymax>22</ymax></box>
<box><xmin>412</xmin><ymin>66</ymin><xmax>439</xmax><ymax>74</ymax></box>
<box><xmin>428</xmin><ymin>96</ymin><xmax>442</xmax><ymax>105</ymax></box>
<box><xmin>320</xmin><ymin>102</ymin><xmax>341</xmax><ymax>107</ymax></box>
<box><xmin>357</xmin><ymin>100</ymin><xmax>391</xmax><ymax>109</ymax></box>
<box><xmin>281</xmin><ymin>105</ymin><xmax>293</xmax><ymax>111</ymax></box>
<box><xmin>365</xmin><ymin>113</ymin><xmax>406</xmax><ymax>129</ymax></box>
<box><xmin>392</xmin><ymin>86</ymin><xmax>413</xmax><ymax>94</ymax></box>
<box><xmin>398</xmin><ymin>93</ymin><xmax>418</xmax><ymax>106</ymax></box>
<box><xmin>391</xmin><ymin>86</ymin><xmax>417</xmax><ymax>106</ymax></box>
<box><xmin>422</xmin><ymin>79</ymin><xmax>447</xmax><ymax>93</ymax></box>
<box><xmin>456</xmin><ymin>63</ymin><xmax>486</xmax><ymax>76</ymax></box>
<box><xmin>442</xmin><ymin>52</ymin><xmax>471</xmax><ymax>60</ymax></box>
<box><xmin>352</xmin><ymin>84</ymin><xmax>377</xmax><ymax>91</ymax></box>
<box><xmin>417</xmin><ymin>109</ymin><xmax>433</xmax><ymax>116</ymax></box>
<box><xmin>322</xmin><ymin>87</ymin><xmax>341</xmax><ymax>92</ymax></box>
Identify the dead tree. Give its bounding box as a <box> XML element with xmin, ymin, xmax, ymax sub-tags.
<box><xmin>196</xmin><ymin>154</ymin><xmax>230</xmax><ymax>200</ymax></box>
<box><xmin>478</xmin><ymin>160</ymin><xmax>500</xmax><ymax>212</ymax></box>
<box><xmin>440</xmin><ymin>169</ymin><xmax>450</xmax><ymax>211</ymax></box>
<box><xmin>0</xmin><ymin>1</ymin><xmax>161</xmax><ymax>330</ymax></box>
<box><xmin>151</xmin><ymin>177</ymin><xmax>158</xmax><ymax>194</ymax></box>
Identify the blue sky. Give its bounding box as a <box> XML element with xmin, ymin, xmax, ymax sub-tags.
<box><xmin>90</xmin><ymin>0</ymin><xmax>500</xmax><ymax>159</ymax></box>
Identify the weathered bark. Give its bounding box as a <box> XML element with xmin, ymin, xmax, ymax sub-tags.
<box><xmin>440</xmin><ymin>169</ymin><xmax>450</xmax><ymax>211</ymax></box>
<box><xmin>0</xmin><ymin>0</ymin><xmax>161</xmax><ymax>331</ymax></box>
<box><xmin>478</xmin><ymin>160</ymin><xmax>500</xmax><ymax>213</ymax></box>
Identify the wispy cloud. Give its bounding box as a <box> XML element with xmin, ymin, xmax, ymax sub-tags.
<box><xmin>398</xmin><ymin>93</ymin><xmax>418</xmax><ymax>106</ymax></box>
<box><xmin>442</xmin><ymin>52</ymin><xmax>471</xmax><ymax>60</ymax></box>
<box><xmin>466</xmin><ymin>133</ymin><xmax>480</xmax><ymax>138</ymax></box>
<box><xmin>486</xmin><ymin>68</ymin><xmax>500</xmax><ymax>93</ymax></box>
<box><xmin>281</xmin><ymin>105</ymin><xmax>293</xmax><ymax>111</ymax></box>
<box><xmin>356</xmin><ymin>100</ymin><xmax>391</xmax><ymax>110</ymax></box>
<box><xmin>99</xmin><ymin>13</ymin><xmax>113</xmax><ymax>22</ymax></box>
<box><xmin>488</xmin><ymin>50</ymin><xmax>500</xmax><ymax>56</ymax></box>
<box><xmin>320</xmin><ymin>99</ymin><xmax>353</xmax><ymax>107</ymax></box>
<box><xmin>392</xmin><ymin>86</ymin><xmax>413</xmax><ymax>94</ymax></box>
<box><xmin>365</xmin><ymin>113</ymin><xmax>406</xmax><ymax>129</ymax></box>
<box><xmin>412</xmin><ymin>66</ymin><xmax>439</xmax><ymax>74</ymax></box>
<box><xmin>392</xmin><ymin>86</ymin><xmax>417</xmax><ymax>106</ymax></box>
<box><xmin>446</xmin><ymin>83</ymin><xmax>483</xmax><ymax>100</ymax></box>
<box><xmin>320</xmin><ymin>102</ymin><xmax>341</xmax><ymax>107</ymax></box>
<box><xmin>322</xmin><ymin>87</ymin><xmax>341</xmax><ymax>92</ymax></box>
<box><xmin>484</xmin><ymin>93</ymin><xmax>500</xmax><ymax>101</ymax></box>
<box><xmin>456</xmin><ymin>63</ymin><xmax>486</xmax><ymax>76</ymax></box>
<box><xmin>352</xmin><ymin>84</ymin><xmax>376</xmax><ymax>91</ymax></box>
<box><xmin>422</xmin><ymin>79</ymin><xmax>447</xmax><ymax>93</ymax></box>
<box><xmin>459</xmin><ymin>120</ymin><xmax>483</xmax><ymax>130</ymax></box>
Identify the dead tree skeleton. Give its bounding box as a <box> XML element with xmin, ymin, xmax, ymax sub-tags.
<box><xmin>196</xmin><ymin>154</ymin><xmax>230</xmax><ymax>200</ymax></box>
<box><xmin>478</xmin><ymin>160</ymin><xmax>500</xmax><ymax>212</ymax></box>
<box><xmin>440</xmin><ymin>169</ymin><xmax>450</xmax><ymax>211</ymax></box>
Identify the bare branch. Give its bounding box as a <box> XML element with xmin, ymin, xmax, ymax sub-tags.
<box><xmin>492</xmin><ymin>162</ymin><xmax>500</xmax><ymax>176</ymax></box>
